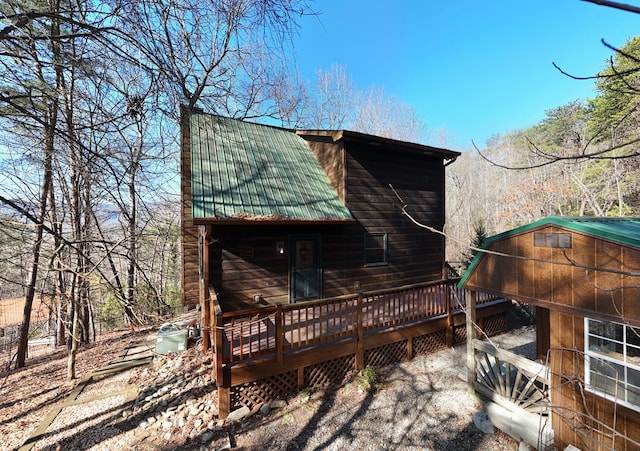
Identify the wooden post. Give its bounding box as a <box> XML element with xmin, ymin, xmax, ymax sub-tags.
<box><xmin>214</xmin><ymin>311</ymin><xmax>230</xmax><ymax>419</ymax></box>
<box><xmin>275</xmin><ymin>303</ymin><xmax>283</xmax><ymax>366</ymax></box>
<box><xmin>201</xmin><ymin>292</ymin><xmax>211</xmax><ymax>351</ymax></box>
<box><xmin>200</xmin><ymin>227</ymin><xmax>211</xmax><ymax>351</ymax></box>
<box><xmin>466</xmin><ymin>289</ymin><xmax>477</xmax><ymax>390</ymax></box>
<box><xmin>355</xmin><ymin>292</ymin><xmax>364</xmax><ymax>370</ymax></box>
<box><xmin>445</xmin><ymin>281</ymin><xmax>453</xmax><ymax>346</ymax></box>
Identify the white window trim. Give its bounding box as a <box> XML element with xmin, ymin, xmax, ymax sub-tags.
<box><xmin>584</xmin><ymin>317</ymin><xmax>640</xmax><ymax>413</ymax></box>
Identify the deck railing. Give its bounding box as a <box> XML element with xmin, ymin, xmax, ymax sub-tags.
<box><xmin>471</xmin><ymin>338</ymin><xmax>554</xmax><ymax>449</ymax></box>
<box><xmin>472</xmin><ymin>338</ymin><xmax>550</xmax><ymax>414</ymax></box>
<box><xmin>209</xmin><ymin>279</ymin><xmax>509</xmax><ymax>419</ymax></box>
<box><xmin>213</xmin><ymin>278</ymin><xmax>500</xmax><ymax>364</ymax></box>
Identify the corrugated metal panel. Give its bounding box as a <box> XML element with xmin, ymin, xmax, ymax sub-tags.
<box><xmin>190</xmin><ymin>114</ymin><xmax>353</xmax><ymax>221</ymax></box>
<box><xmin>559</xmin><ymin>216</ymin><xmax>640</xmax><ymax>247</ymax></box>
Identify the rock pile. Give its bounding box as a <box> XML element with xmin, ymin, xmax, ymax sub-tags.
<box><xmin>122</xmin><ymin>347</ymin><xmax>230</xmax><ymax>449</ymax></box>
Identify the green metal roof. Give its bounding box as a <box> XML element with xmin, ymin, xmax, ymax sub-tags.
<box><xmin>459</xmin><ymin>216</ymin><xmax>640</xmax><ymax>287</ymax></box>
<box><xmin>189</xmin><ymin>113</ymin><xmax>353</xmax><ymax>222</ymax></box>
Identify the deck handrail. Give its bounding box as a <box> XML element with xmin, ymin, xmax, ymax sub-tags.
<box><xmin>215</xmin><ymin>279</ymin><xmax>502</xmax><ymax>363</ymax></box>
<box><xmin>472</xmin><ymin>338</ymin><xmax>550</xmax><ymax>415</ymax></box>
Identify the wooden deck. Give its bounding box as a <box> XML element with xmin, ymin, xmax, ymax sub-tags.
<box><xmin>208</xmin><ymin>279</ymin><xmax>510</xmax><ymax>418</ymax></box>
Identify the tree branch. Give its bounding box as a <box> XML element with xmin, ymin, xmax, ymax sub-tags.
<box><xmin>580</xmin><ymin>0</ymin><xmax>640</xmax><ymax>14</ymax></box>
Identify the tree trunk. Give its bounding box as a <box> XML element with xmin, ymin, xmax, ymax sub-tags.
<box><xmin>15</xmin><ymin>119</ymin><xmax>55</xmax><ymax>369</ymax></box>
<box><xmin>127</xmin><ymin>158</ymin><xmax>137</xmax><ymax>330</ymax></box>
<box><xmin>67</xmin><ymin>301</ymin><xmax>79</xmax><ymax>380</ymax></box>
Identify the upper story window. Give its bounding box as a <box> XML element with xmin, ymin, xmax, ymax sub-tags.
<box><xmin>534</xmin><ymin>232</ymin><xmax>572</xmax><ymax>248</ymax></box>
<box><xmin>585</xmin><ymin>318</ymin><xmax>640</xmax><ymax>412</ymax></box>
<box><xmin>364</xmin><ymin>232</ymin><xmax>387</xmax><ymax>266</ymax></box>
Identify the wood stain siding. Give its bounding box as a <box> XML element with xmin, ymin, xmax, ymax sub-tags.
<box><xmin>549</xmin><ymin>310</ymin><xmax>640</xmax><ymax>450</ymax></box>
<box><xmin>208</xmin><ymin>143</ymin><xmax>449</xmax><ymax>309</ymax></box>
<box><xmin>344</xmin><ymin>144</ymin><xmax>445</xmax><ymax>284</ymax></box>
<box><xmin>461</xmin><ymin>218</ymin><xmax>640</xmax><ymax>449</ymax></box>
<box><xmin>181</xmin><ymin>109</ymin><xmax>200</xmax><ymax>306</ymax></box>
<box><xmin>307</xmin><ymin>140</ymin><xmax>346</xmax><ymax>203</ymax></box>
<box><xmin>464</xmin><ymin>225</ymin><xmax>640</xmax><ymax>326</ymax></box>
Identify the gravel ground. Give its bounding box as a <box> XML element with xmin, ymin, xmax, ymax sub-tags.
<box><xmin>2</xmin><ymin>325</ymin><xmax>536</xmax><ymax>451</ymax></box>
<box><xmin>232</xmin><ymin>326</ymin><xmax>535</xmax><ymax>450</ymax></box>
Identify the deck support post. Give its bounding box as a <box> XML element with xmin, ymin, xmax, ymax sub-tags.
<box><xmin>214</xmin><ymin>311</ymin><xmax>231</xmax><ymax>419</ymax></box>
<box><xmin>356</xmin><ymin>292</ymin><xmax>364</xmax><ymax>370</ymax></box>
<box><xmin>275</xmin><ymin>303</ymin><xmax>283</xmax><ymax>366</ymax></box>
<box><xmin>445</xmin><ymin>281</ymin><xmax>453</xmax><ymax>346</ymax></box>
<box><xmin>466</xmin><ymin>289</ymin><xmax>477</xmax><ymax>389</ymax></box>
<box><xmin>200</xmin><ymin>227</ymin><xmax>212</xmax><ymax>351</ymax></box>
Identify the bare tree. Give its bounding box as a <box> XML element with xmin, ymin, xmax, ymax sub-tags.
<box><xmin>303</xmin><ymin>63</ymin><xmax>426</xmax><ymax>142</ymax></box>
<box><xmin>112</xmin><ymin>0</ymin><xmax>315</xmax><ymax>119</ymax></box>
<box><xmin>1</xmin><ymin>0</ymin><xmax>316</xmax><ymax>373</ymax></box>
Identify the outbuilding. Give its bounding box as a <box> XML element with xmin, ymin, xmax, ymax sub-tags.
<box><xmin>461</xmin><ymin>216</ymin><xmax>640</xmax><ymax>450</ymax></box>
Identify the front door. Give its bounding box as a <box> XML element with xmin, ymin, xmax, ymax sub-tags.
<box><xmin>290</xmin><ymin>235</ymin><xmax>321</xmax><ymax>302</ymax></box>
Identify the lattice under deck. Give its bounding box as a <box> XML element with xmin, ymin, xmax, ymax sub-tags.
<box><xmin>230</xmin><ymin>371</ymin><xmax>297</xmax><ymax>411</ymax></box>
<box><xmin>365</xmin><ymin>340</ymin><xmax>408</xmax><ymax>368</ymax></box>
<box><xmin>480</xmin><ymin>313</ymin><xmax>508</xmax><ymax>337</ymax></box>
<box><xmin>453</xmin><ymin>324</ymin><xmax>467</xmax><ymax>344</ymax></box>
<box><xmin>304</xmin><ymin>354</ymin><xmax>355</xmax><ymax>387</ymax></box>
<box><xmin>413</xmin><ymin>330</ymin><xmax>447</xmax><ymax>356</ymax></box>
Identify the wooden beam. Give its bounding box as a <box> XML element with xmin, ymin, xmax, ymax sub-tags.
<box><xmin>466</xmin><ymin>289</ymin><xmax>476</xmax><ymax>389</ymax></box>
<box><xmin>356</xmin><ymin>292</ymin><xmax>364</xmax><ymax>370</ymax></box>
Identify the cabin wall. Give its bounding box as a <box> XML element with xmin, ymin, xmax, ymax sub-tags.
<box><xmin>207</xmin><ymin>224</ymin><xmax>362</xmax><ymax>310</ymax></box>
<box><xmin>205</xmin><ymin>140</ymin><xmax>449</xmax><ymax>310</ymax></box>
<box><xmin>306</xmin><ymin>139</ymin><xmax>346</xmax><ymax>203</ymax></box>
<box><xmin>180</xmin><ymin>109</ymin><xmax>200</xmax><ymax>306</ymax></box>
<box><xmin>209</xmin><ymin>221</ymin><xmax>443</xmax><ymax>309</ymax></box>
<box><xmin>549</xmin><ymin>310</ymin><xmax>640</xmax><ymax>450</ymax></box>
<box><xmin>197</xmin><ymin>136</ymin><xmax>449</xmax><ymax>310</ymax></box>
<box><xmin>345</xmin><ymin>143</ymin><xmax>446</xmax><ymax>282</ymax></box>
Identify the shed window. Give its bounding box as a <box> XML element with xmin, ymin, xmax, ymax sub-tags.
<box><xmin>585</xmin><ymin>318</ymin><xmax>640</xmax><ymax>412</ymax></box>
<box><xmin>534</xmin><ymin>232</ymin><xmax>572</xmax><ymax>248</ymax></box>
<box><xmin>364</xmin><ymin>233</ymin><xmax>387</xmax><ymax>266</ymax></box>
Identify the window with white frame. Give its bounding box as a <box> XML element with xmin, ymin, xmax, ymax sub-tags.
<box><xmin>585</xmin><ymin>318</ymin><xmax>640</xmax><ymax>411</ymax></box>
<box><xmin>364</xmin><ymin>232</ymin><xmax>387</xmax><ymax>266</ymax></box>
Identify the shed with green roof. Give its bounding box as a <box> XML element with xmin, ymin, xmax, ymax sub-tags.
<box><xmin>460</xmin><ymin>216</ymin><xmax>640</xmax><ymax>449</ymax></box>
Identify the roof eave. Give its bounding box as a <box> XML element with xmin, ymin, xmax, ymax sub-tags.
<box><xmin>193</xmin><ymin>218</ymin><xmax>357</xmax><ymax>226</ymax></box>
<box><xmin>459</xmin><ymin>216</ymin><xmax>640</xmax><ymax>289</ymax></box>
<box><xmin>296</xmin><ymin>129</ymin><xmax>461</xmax><ymax>160</ymax></box>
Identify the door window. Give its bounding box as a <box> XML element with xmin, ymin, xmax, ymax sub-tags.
<box><xmin>291</xmin><ymin>236</ymin><xmax>321</xmax><ymax>302</ymax></box>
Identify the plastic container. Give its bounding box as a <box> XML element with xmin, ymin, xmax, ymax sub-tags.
<box><xmin>155</xmin><ymin>323</ymin><xmax>188</xmax><ymax>355</ymax></box>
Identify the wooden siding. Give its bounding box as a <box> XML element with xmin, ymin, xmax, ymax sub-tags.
<box><xmin>548</xmin><ymin>310</ymin><xmax>640</xmax><ymax>450</ymax></box>
<box><xmin>344</xmin><ymin>143</ymin><xmax>445</xmax><ymax>283</ymax></box>
<box><xmin>463</xmin><ymin>221</ymin><xmax>640</xmax><ymax>449</ymax></box>
<box><xmin>307</xmin><ymin>139</ymin><xmax>346</xmax><ymax>203</ymax></box>
<box><xmin>464</xmin><ymin>225</ymin><xmax>640</xmax><ymax>326</ymax></box>
<box><xmin>207</xmin><ymin>142</ymin><xmax>448</xmax><ymax>308</ymax></box>
<box><xmin>206</xmin><ymin>222</ymin><xmax>435</xmax><ymax>309</ymax></box>
<box><xmin>181</xmin><ymin>108</ymin><xmax>200</xmax><ymax>306</ymax></box>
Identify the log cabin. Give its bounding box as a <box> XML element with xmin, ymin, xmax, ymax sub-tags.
<box><xmin>179</xmin><ymin>109</ymin><xmax>518</xmax><ymax>418</ymax></box>
<box><xmin>181</xmin><ymin>109</ymin><xmax>460</xmax><ymax>312</ymax></box>
<box><xmin>461</xmin><ymin>216</ymin><xmax>640</xmax><ymax>450</ymax></box>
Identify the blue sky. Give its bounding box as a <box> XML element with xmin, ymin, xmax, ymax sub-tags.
<box><xmin>294</xmin><ymin>1</ymin><xmax>640</xmax><ymax>150</ymax></box>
